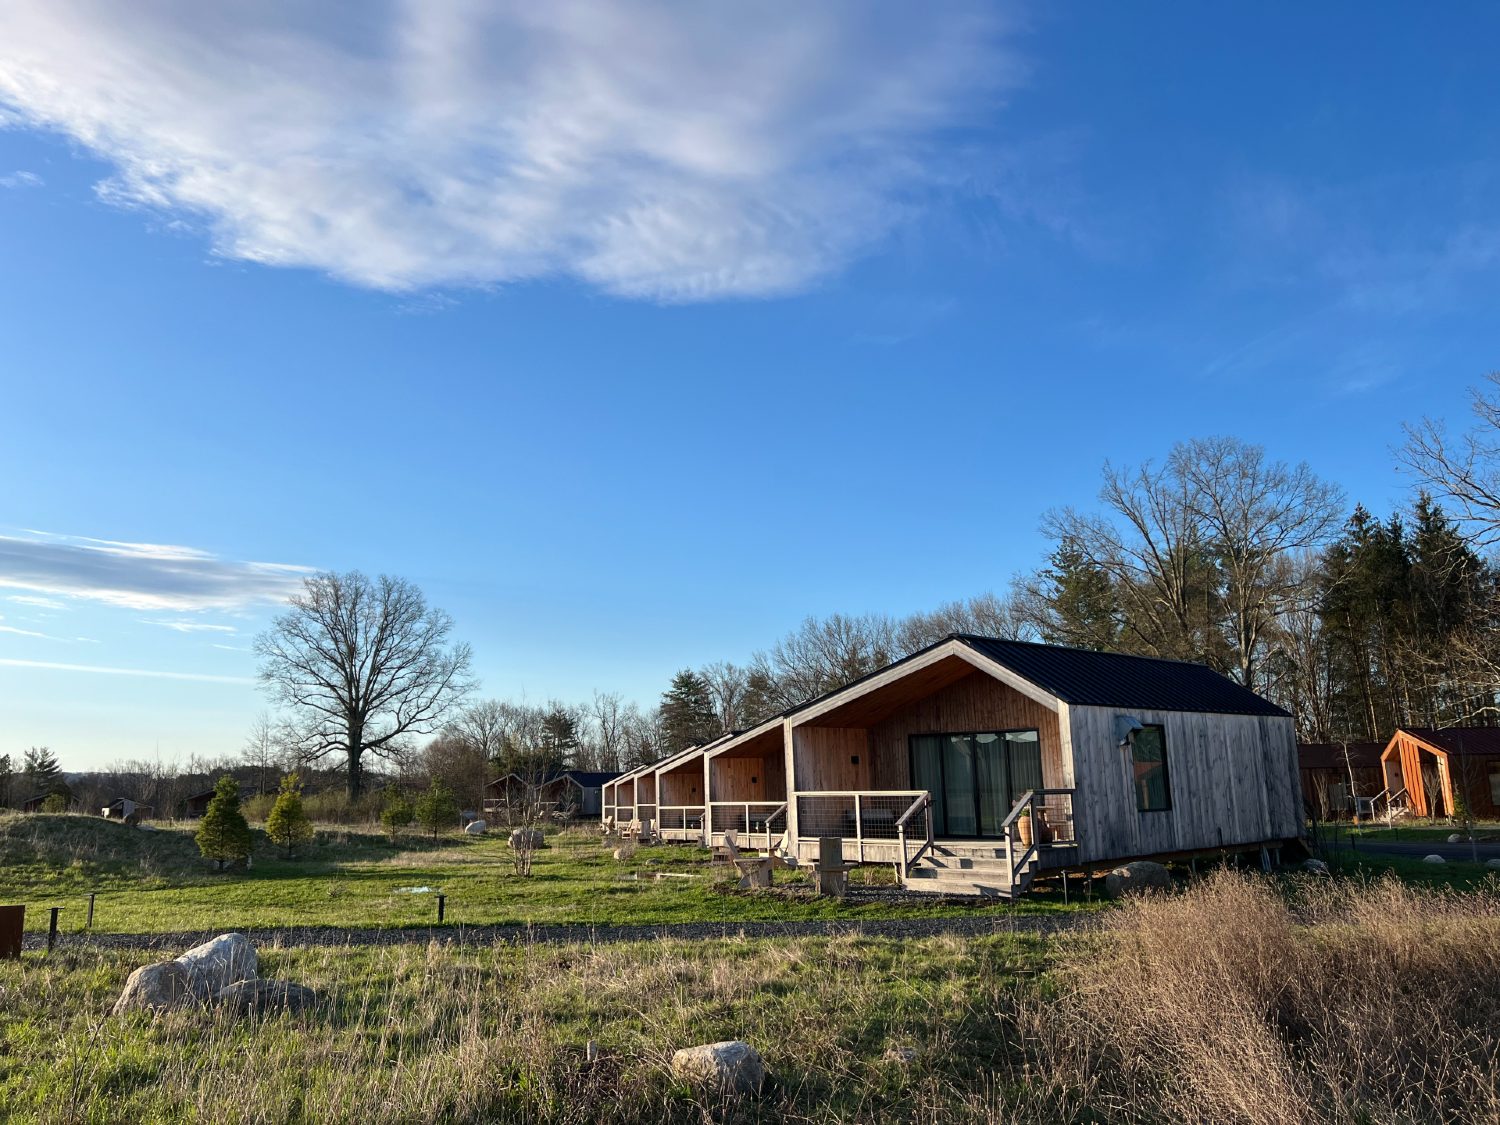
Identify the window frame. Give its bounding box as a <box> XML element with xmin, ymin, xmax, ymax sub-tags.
<box><xmin>1131</xmin><ymin>723</ymin><xmax>1172</xmax><ymax>813</ymax></box>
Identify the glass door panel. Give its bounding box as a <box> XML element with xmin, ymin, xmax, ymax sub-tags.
<box><xmin>974</xmin><ymin>733</ymin><xmax>1009</xmax><ymax>836</ymax></box>
<box><xmin>1005</xmin><ymin>730</ymin><xmax>1043</xmax><ymax>805</ymax></box>
<box><xmin>942</xmin><ymin>736</ymin><xmax>978</xmax><ymax>836</ymax></box>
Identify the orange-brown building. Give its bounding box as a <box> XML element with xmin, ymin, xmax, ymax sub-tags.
<box><xmin>1380</xmin><ymin>727</ymin><xmax>1500</xmax><ymax>818</ymax></box>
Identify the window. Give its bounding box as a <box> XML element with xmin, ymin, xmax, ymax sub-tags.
<box><xmin>1488</xmin><ymin>761</ymin><xmax>1500</xmax><ymax>808</ymax></box>
<box><xmin>1131</xmin><ymin>725</ymin><xmax>1171</xmax><ymax>812</ymax></box>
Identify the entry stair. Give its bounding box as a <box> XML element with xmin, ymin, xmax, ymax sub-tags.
<box><xmin>901</xmin><ymin>842</ymin><xmax>1038</xmax><ymax>899</ymax></box>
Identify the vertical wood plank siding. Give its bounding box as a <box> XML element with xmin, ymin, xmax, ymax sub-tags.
<box><xmin>1067</xmin><ymin>705</ymin><xmax>1301</xmax><ymax>863</ymax></box>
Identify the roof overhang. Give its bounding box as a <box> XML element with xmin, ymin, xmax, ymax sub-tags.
<box><xmin>791</xmin><ymin>639</ymin><xmax>1060</xmax><ymax>729</ymax></box>
<box><xmin>705</xmin><ymin>716</ymin><xmax>785</xmax><ymax>761</ymax></box>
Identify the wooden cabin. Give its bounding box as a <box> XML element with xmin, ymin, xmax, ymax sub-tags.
<box><xmin>1297</xmin><ymin>742</ymin><xmax>1384</xmax><ymax>819</ymax></box>
<box><xmin>100</xmin><ymin>797</ymin><xmax>153</xmax><ymax>822</ymax></box>
<box><xmin>603</xmin><ymin>762</ymin><xmax>655</xmax><ymax>831</ymax></box>
<box><xmin>485</xmin><ymin>769</ymin><xmax>619</xmax><ymax>819</ymax></box>
<box><xmin>683</xmin><ymin>635</ymin><xmax>1300</xmax><ymax>898</ymax></box>
<box><xmin>650</xmin><ymin>739</ymin><xmax>727</xmax><ymax>843</ymax></box>
<box><xmin>1379</xmin><ymin>727</ymin><xmax>1500</xmax><ymax>819</ymax></box>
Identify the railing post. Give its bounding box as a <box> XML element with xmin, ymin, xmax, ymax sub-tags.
<box><xmin>854</xmin><ymin>795</ymin><xmax>864</xmax><ymax>864</ymax></box>
<box><xmin>898</xmin><ymin>822</ymin><xmax>907</xmax><ymax>878</ymax></box>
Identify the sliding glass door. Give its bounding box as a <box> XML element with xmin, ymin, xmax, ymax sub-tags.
<box><xmin>910</xmin><ymin>730</ymin><xmax>1042</xmax><ymax>838</ymax></box>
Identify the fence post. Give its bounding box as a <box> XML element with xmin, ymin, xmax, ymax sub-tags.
<box><xmin>854</xmin><ymin>796</ymin><xmax>863</xmax><ymax>865</ymax></box>
<box><xmin>86</xmin><ymin>893</ymin><xmax>96</xmax><ymax>930</ymax></box>
<box><xmin>436</xmin><ymin>894</ymin><xmax>446</xmax><ymax>924</ymax></box>
<box><xmin>47</xmin><ymin>907</ymin><xmax>60</xmax><ymax>953</ymax></box>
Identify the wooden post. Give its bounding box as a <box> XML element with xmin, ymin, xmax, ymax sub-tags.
<box><xmin>86</xmin><ymin>893</ymin><xmax>95</xmax><ymax>930</ymax></box>
<box><xmin>1061</xmin><ymin>870</ymin><xmax>1069</xmax><ymax>905</ymax></box>
<box><xmin>436</xmin><ymin>894</ymin><xmax>446</xmax><ymax>924</ymax></box>
<box><xmin>0</xmin><ymin>905</ymin><xmax>22</xmax><ymax>960</ymax></box>
<box><xmin>47</xmin><ymin>907</ymin><xmax>60</xmax><ymax>953</ymax></box>
<box><xmin>853</xmin><ymin>796</ymin><xmax>863</xmax><ymax>865</ymax></box>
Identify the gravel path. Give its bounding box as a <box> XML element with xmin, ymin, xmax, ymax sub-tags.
<box><xmin>23</xmin><ymin>911</ymin><xmax>1091</xmax><ymax>954</ymax></box>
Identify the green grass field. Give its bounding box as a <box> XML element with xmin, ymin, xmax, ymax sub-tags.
<box><xmin>1</xmin><ymin>813</ymin><xmax>1091</xmax><ymax>935</ymax></box>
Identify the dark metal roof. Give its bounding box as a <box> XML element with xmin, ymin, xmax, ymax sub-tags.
<box><xmin>954</xmin><ymin>635</ymin><xmax>1290</xmax><ymax>717</ymax></box>
<box><xmin>565</xmin><ymin>770</ymin><xmax>621</xmax><ymax>787</ymax></box>
<box><xmin>1297</xmin><ymin>742</ymin><xmax>1385</xmax><ymax>770</ymax></box>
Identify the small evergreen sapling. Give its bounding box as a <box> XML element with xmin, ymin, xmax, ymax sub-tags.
<box><xmin>266</xmin><ymin>772</ymin><xmax>314</xmax><ymax>857</ymax></box>
<box><xmin>381</xmin><ymin>789</ymin><xmax>415</xmax><ymax>840</ymax></box>
<box><xmin>195</xmin><ymin>775</ymin><xmax>253</xmax><ymax>870</ymax></box>
<box><xmin>415</xmin><ymin>780</ymin><xmax>459</xmax><ymax>840</ymax></box>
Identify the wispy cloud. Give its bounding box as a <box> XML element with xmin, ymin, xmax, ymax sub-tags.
<box><xmin>6</xmin><ymin>594</ymin><xmax>66</xmax><ymax>609</ymax></box>
<box><xmin>0</xmin><ymin>169</ymin><xmax>42</xmax><ymax>188</ymax></box>
<box><xmin>141</xmin><ymin>620</ymin><xmax>239</xmax><ymax>635</ymax></box>
<box><xmin>0</xmin><ymin>530</ymin><xmax>310</xmax><ymax>612</ymax></box>
<box><xmin>0</xmin><ymin>1</ymin><xmax>1018</xmax><ymax>301</ymax></box>
<box><xmin>0</xmin><ymin>622</ymin><xmax>60</xmax><ymax>640</ymax></box>
<box><xmin>0</xmin><ymin>657</ymin><xmax>254</xmax><ymax>684</ymax></box>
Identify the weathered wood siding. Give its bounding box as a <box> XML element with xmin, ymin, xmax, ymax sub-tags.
<box><xmin>1068</xmin><ymin>705</ymin><xmax>1301</xmax><ymax>863</ymax></box>
<box><xmin>792</xmin><ymin>727</ymin><xmax>872</xmax><ymax>790</ymax></box>
<box><xmin>866</xmin><ymin>671</ymin><xmax>1067</xmax><ymax>789</ymax></box>
<box><xmin>710</xmin><ymin>754</ymin><xmax>787</xmax><ymax>801</ymax></box>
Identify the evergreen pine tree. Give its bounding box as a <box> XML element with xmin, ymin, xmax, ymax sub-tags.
<box><xmin>381</xmin><ymin>788</ymin><xmax>415</xmax><ymax>840</ymax></box>
<box><xmin>658</xmin><ymin>669</ymin><xmax>721</xmax><ymax>755</ymax></box>
<box><xmin>195</xmin><ymin>775</ymin><xmax>253</xmax><ymax>870</ymax></box>
<box><xmin>0</xmin><ymin>753</ymin><xmax>12</xmax><ymax>808</ymax></box>
<box><xmin>415</xmin><ymin>780</ymin><xmax>459</xmax><ymax>839</ymax></box>
<box><xmin>1038</xmin><ymin>537</ymin><xmax>1121</xmax><ymax>650</ymax></box>
<box><xmin>22</xmin><ymin>746</ymin><xmax>62</xmax><ymax>796</ymax></box>
<box><xmin>265</xmin><ymin>772</ymin><xmax>314</xmax><ymax>857</ymax></box>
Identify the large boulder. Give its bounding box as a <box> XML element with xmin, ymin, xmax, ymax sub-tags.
<box><xmin>214</xmin><ymin>979</ymin><xmax>319</xmax><ymax>1017</ymax></box>
<box><xmin>464</xmin><ymin>819</ymin><xmax>488</xmax><ymax>836</ymax></box>
<box><xmin>1423</xmin><ymin>854</ymin><xmax>1446</xmax><ymax>865</ymax></box>
<box><xmin>509</xmin><ymin>827</ymin><xmax>545</xmax><ymax>851</ymax></box>
<box><xmin>1103</xmin><ymin>861</ymin><xmax>1172</xmax><ymax>898</ymax></box>
<box><xmin>113</xmin><ymin>961</ymin><xmax>200</xmax><ymax>1015</ymax></box>
<box><xmin>1448</xmin><ymin>833</ymin><xmax>1465</xmax><ymax>844</ymax></box>
<box><xmin>176</xmin><ymin>933</ymin><xmax>257</xmax><ymax>998</ymax></box>
<box><xmin>1302</xmin><ymin>858</ymin><xmax>1331</xmax><ymax>876</ymax></box>
<box><xmin>671</xmin><ymin>1040</ymin><xmax>765</xmax><ymax>1097</ymax></box>
<box><xmin>1486</xmin><ymin>858</ymin><xmax>1500</xmax><ymax>871</ymax></box>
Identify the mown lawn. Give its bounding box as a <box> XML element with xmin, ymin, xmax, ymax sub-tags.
<box><xmin>1</xmin><ymin>813</ymin><xmax>1094</xmax><ymax>935</ymax></box>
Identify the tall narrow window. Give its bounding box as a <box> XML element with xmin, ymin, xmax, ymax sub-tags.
<box><xmin>1132</xmin><ymin>725</ymin><xmax>1171</xmax><ymax>812</ymax></box>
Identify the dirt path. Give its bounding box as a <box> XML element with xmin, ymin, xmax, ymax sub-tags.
<box><xmin>24</xmin><ymin>911</ymin><xmax>1093</xmax><ymax>954</ymax></box>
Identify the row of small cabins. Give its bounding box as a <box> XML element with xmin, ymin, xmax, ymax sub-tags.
<box><xmin>602</xmin><ymin>635</ymin><xmax>1304</xmax><ymax>898</ymax></box>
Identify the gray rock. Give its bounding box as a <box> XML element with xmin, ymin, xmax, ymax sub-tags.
<box><xmin>1448</xmin><ymin>833</ymin><xmax>1465</xmax><ymax>844</ymax></box>
<box><xmin>1302</xmin><ymin>858</ymin><xmax>1331</xmax><ymax>875</ymax></box>
<box><xmin>213</xmin><ymin>979</ymin><xmax>319</xmax><ymax>1017</ymax></box>
<box><xmin>509</xmin><ymin>827</ymin><xmax>545</xmax><ymax>851</ymax></box>
<box><xmin>464</xmin><ymin>819</ymin><xmax>488</xmax><ymax>836</ymax></box>
<box><xmin>113</xmin><ymin>961</ymin><xmax>200</xmax><ymax>1015</ymax></box>
<box><xmin>1486</xmin><ymin>858</ymin><xmax>1500</xmax><ymax>870</ymax></box>
<box><xmin>1103</xmin><ymin>860</ymin><xmax>1172</xmax><ymax>898</ymax></box>
<box><xmin>176</xmin><ymin>933</ymin><xmax>257</xmax><ymax>998</ymax></box>
<box><xmin>883</xmin><ymin>1045</ymin><xmax>919</xmax><ymax>1064</ymax></box>
<box><xmin>671</xmin><ymin>1040</ymin><xmax>765</xmax><ymax>1097</ymax></box>
<box><xmin>1423</xmin><ymin>854</ymin><xmax>1446</xmax><ymax>865</ymax></box>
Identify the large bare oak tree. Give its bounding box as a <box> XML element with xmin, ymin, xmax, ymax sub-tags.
<box><xmin>255</xmin><ymin>571</ymin><xmax>476</xmax><ymax>799</ymax></box>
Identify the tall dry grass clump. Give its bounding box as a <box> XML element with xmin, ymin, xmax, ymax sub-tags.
<box><xmin>1024</xmin><ymin>870</ymin><xmax>1500</xmax><ymax>1123</ymax></box>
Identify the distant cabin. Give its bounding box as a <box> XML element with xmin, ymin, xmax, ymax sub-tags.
<box><xmin>1296</xmin><ymin>742</ymin><xmax>1384</xmax><ymax>819</ymax></box>
<box><xmin>1380</xmin><ymin>727</ymin><xmax>1500</xmax><ymax>819</ymax></box>
<box><xmin>609</xmin><ymin>634</ymin><xmax>1303</xmax><ymax>898</ymax></box>
<box><xmin>100</xmin><ymin>798</ymin><xmax>153</xmax><ymax>822</ymax></box>
<box><xmin>486</xmin><ymin>769</ymin><xmax>620</xmax><ymax>818</ymax></box>
<box><xmin>183</xmin><ymin>784</ymin><xmax>257</xmax><ymax>819</ymax></box>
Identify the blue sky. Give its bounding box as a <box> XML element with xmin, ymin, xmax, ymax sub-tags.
<box><xmin>1</xmin><ymin>2</ymin><xmax>1495</xmax><ymax>769</ymax></box>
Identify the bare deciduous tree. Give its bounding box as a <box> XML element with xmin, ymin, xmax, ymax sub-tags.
<box><xmin>1403</xmin><ymin>372</ymin><xmax>1500</xmax><ymax>544</ymax></box>
<box><xmin>255</xmin><ymin>571</ymin><xmax>476</xmax><ymax>799</ymax></box>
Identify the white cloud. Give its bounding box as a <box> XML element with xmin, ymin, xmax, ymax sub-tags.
<box><xmin>0</xmin><ymin>530</ymin><xmax>311</xmax><ymax>612</ymax></box>
<box><xmin>142</xmin><ymin>619</ymin><xmax>239</xmax><ymax>634</ymax></box>
<box><xmin>6</xmin><ymin>594</ymin><xmax>65</xmax><ymax>609</ymax></box>
<box><xmin>0</xmin><ymin>657</ymin><xmax>253</xmax><ymax>684</ymax></box>
<box><xmin>0</xmin><ymin>1</ymin><xmax>1016</xmax><ymax>301</ymax></box>
<box><xmin>0</xmin><ymin>169</ymin><xmax>42</xmax><ymax>188</ymax></box>
<box><xmin>0</xmin><ymin>622</ymin><xmax>58</xmax><ymax>640</ymax></box>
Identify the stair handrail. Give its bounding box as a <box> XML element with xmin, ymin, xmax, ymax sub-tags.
<box><xmin>1001</xmin><ymin>790</ymin><xmax>1043</xmax><ymax>898</ymax></box>
<box><xmin>895</xmin><ymin>792</ymin><xmax>933</xmax><ymax>878</ymax></box>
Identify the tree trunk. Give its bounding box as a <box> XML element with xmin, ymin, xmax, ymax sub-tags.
<box><xmin>347</xmin><ymin>740</ymin><xmax>365</xmax><ymax>801</ymax></box>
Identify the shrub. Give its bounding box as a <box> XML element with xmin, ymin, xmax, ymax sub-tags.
<box><xmin>265</xmin><ymin>773</ymin><xmax>314</xmax><ymax>858</ymax></box>
<box><xmin>39</xmin><ymin>793</ymin><xmax>68</xmax><ymax>814</ymax></box>
<box><xmin>194</xmin><ymin>776</ymin><xmax>252</xmax><ymax>871</ymax></box>
<box><xmin>414</xmin><ymin>780</ymin><xmax>458</xmax><ymax>840</ymax></box>
<box><xmin>380</xmin><ymin>789</ymin><xmax>415</xmax><ymax>840</ymax></box>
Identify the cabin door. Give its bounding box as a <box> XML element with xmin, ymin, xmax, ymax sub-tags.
<box><xmin>910</xmin><ymin>731</ymin><xmax>1042</xmax><ymax>838</ymax></box>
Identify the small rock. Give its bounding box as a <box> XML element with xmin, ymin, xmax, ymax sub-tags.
<box><xmin>1301</xmin><ymin>858</ymin><xmax>1331</xmax><ymax>876</ymax></box>
<box><xmin>508</xmin><ymin>827</ymin><xmax>545</xmax><ymax>851</ymax></box>
<box><xmin>883</xmin><ymin>1045</ymin><xmax>919</xmax><ymax>1064</ymax></box>
<box><xmin>1448</xmin><ymin>833</ymin><xmax>1464</xmax><ymax>844</ymax></box>
<box><xmin>176</xmin><ymin>933</ymin><xmax>257</xmax><ymax>998</ymax></box>
<box><xmin>671</xmin><ymin>1040</ymin><xmax>765</xmax><ymax>1097</ymax></box>
<box><xmin>213</xmin><ymin>979</ymin><xmax>319</xmax><ymax>1017</ymax></box>
<box><xmin>586</xmin><ymin>1039</ymin><xmax>600</xmax><ymax>1064</ymax></box>
<box><xmin>1486</xmin><ymin>858</ymin><xmax>1500</xmax><ymax>870</ymax></box>
<box><xmin>1103</xmin><ymin>860</ymin><xmax>1172</xmax><ymax>898</ymax></box>
<box><xmin>113</xmin><ymin>961</ymin><xmax>200</xmax><ymax>1015</ymax></box>
<box><xmin>464</xmin><ymin>819</ymin><xmax>488</xmax><ymax>836</ymax></box>
<box><xmin>1423</xmin><ymin>854</ymin><xmax>1446</xmax><ymax>865</ymax></box>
